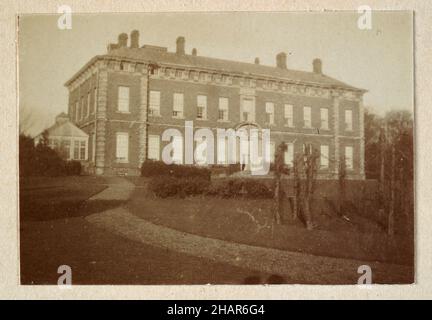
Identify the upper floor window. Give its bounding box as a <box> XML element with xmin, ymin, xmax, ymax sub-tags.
<box><xmin>149</xmin><ymin>90</ymin><xmax>161</xmax><ymax>116</ymax></box>
<box><xmin>345</xmin><ymin>146</ymin><xmax>354</xmax><ymax>170</ymax></box>
<box><xmin>116</xmin><ymin>132</ymin><xmax>129</xmax><ymax>162</ymax></box>
<box><xmin>320</xmin><ymin>145</ymin><xmax>329</xmax><ymax>168</ymax></box>
<box><xmin>218</xmin><ymin>97</ymin><xmax>229</xmax><ymax>121</ymax></box>
<box><xmin>320</xmin><ymin>108</ymin><xmax>329</xmax><ymax>130</ymax></box>
<box><xmin>284</xmin><ymin>104</ymin><xmax>293</xmax><ymax>127</ymax></box>
<box><xmin>173</xmin><ymin>93</ymin><xmax>184</xmax><ymax>118</ymax></box>
<box><xmin>117</xmin><ymin>86</ymin><xmax>130</xmax><ymax>112</ymax></box>
<box><xmin>265</xmin><ymin>102</ymin><xmax>275</xmax><ymax>125</ymax></box>
<box><xmin>345</xmin><ymin>109</ymin><xmax>353</xmax><ymax>131</ymax></box>
<box><xmin>303</xmin><ymin>106</ymin><xmax>312</xmax><ymax>128</ymax></box>
<box><xmin>241</xmin><ymin>98</ymin><xmax>254</xmax><ymax>122</ymax></box>
<box><xmin>196</xmin><ymin>95</ymin><xmax>207</xmax><ymax>120</ymax></box>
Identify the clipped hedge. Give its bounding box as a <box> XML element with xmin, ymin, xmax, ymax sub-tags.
<box><xmin>149</xmin><ymin>175</ymin><xmax>273</xmax><ymax>199</ymax></box>
<box><xmin>148</xmin><ymin>176</ymin><xmax>211</xmax><ymax>198</ymax></box>
<box><xmin>141</xmin><ymin>160</ymin><xmax>211</xmax><ymax>180</ymax></box>
<box><xmin>208</xmin><ymin>179</ymin><xmax>273</xmax><ymax>199</ymax></box>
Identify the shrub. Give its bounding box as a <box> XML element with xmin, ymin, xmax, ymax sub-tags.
<box><xmin>148</xmin><ymin>176</ymin><xmax>180</xmax><ymax>198</ymax></box>
<box><xmin>141</xmin><ymin>160</ymin><xmax>171</xmax><ymax>177</ymax></box>
<box><xmin>34</xmin><ymin>144</ymin><xmax>66</xmax><ymax>176</ymax></box>
<box><xmin>180</xmin><ymin>177</ymin><xmax>211</xmax><ymax>196</ymax></box>
<box><xmin>148</xmin><ymin>176</ymin><xmax>210</xmax><ymax>198</ymax></box>
<box><xmin>208</xmin><ymin>179</ymin><xmax>273</xmax><ymax>199</ymax></box>
<box><xmin>227</xmin><ymin>163</ymin><xmax>242</xmax><ymax>176</ymax></box>
<box><xmin>65</xmin><ymin>160</ymin><xmax>82</xmax><ymax>176</ymax></box>
<box><xmin>19</xmin><ymin>134</ymin><xmax>82</xmax><ymax>177</ymax></box>
<box><xmin>241</xmin><ymin>179</ymin><xmax>274</xmax><ymax>198</ymax></box>
<box><xmin>141</xmin><ymin>160</ymin><xmax>211</xmax><ymax>180</ymax></box>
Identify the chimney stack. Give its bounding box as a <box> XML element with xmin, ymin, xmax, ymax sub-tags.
<box><xmin>192</xmin><ymin>48</ymin><xmax>197</xmax><ymax>56</ymax></box>
<box><xmin>254</xmin><ymin>57</ymin><xmax>260</xmax><ymax>64</ymax></box>
<box><xmin>130</xmin><ymin>30</ymin><xmax>139</xmax><ymax>48</ymax></box>
<box><xmin>276</xmin><ymin>52</ymin><xmax>287</xmax><ymax>69</ymax></box>
<box><xmin>176</xmin><ymin>36</ymin><xmax>185</xmax><ymax>55</ymax></box>
<box><xmin>313</xmin><ymin>58</ymin><xmax>322</xmax><ymax>74</ymax></box>
<box><xmin>118</xmin><ymin>33</ymin><xmax>128</xmax><ymax>47</ymax></box>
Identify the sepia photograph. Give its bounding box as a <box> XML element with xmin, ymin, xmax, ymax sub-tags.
<box><xmin>18</xmin><ymin>11</ymin><xmax>414</xmax><ymax>285</ymax></box>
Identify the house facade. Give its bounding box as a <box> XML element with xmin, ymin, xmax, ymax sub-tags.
<box><xmin>64</xmin><ymin>31</ymin><xmax>366</xmax><ymax>178</ymax></box>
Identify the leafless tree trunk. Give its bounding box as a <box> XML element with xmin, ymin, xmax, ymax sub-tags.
<box><xmin>378</xmin><ymin>127</ymin><xmax>386</xmax><ymax>222</ymax></box>
<box><xmin>274</xmin><ymin>176</ymin><xmax>282</xmax><ymax>225</ymax></box>
<box><xmin>301</xmin><ymin>145</ymin><xmax>318</xmax><ymax>230</ymax></box>
<box><xmin>273</xmin><ymin>142</ymin><xmax>287</xmax><ymax>225</ymax></box>
<box><xmin>388</xmin><ymin>143</ymin><xmax>396</xmax><ymax>236</ymax></box>
<box><xmin>292</xmin><ymin>156</ymin><xmax>301</xmax><ymax>220</ymax></box>
<box><xmin>338</xmin><ymin>156</ymin><xmax>347</xmax><ymax>217</ymax></box>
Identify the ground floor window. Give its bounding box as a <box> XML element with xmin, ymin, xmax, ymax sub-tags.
<box><xmin>195</xmin><ymin>138</ymin><xmax>208</xmax><ymax>165</ymax></box>
<box><xmin>73</xmin><ymin>141</ymin><xmax>80</xmax><ymax>160</ymax></box>
<box><xmin>217</xmin><ymin>136</ymin><xmax>228</xmax><ymax>165</ymax></box>
<box><xmin>345</xmin><ymin>146</ymin><xmax>354</xmax><ymax>170</ymax></box>
<box><xmin>148</xmin><ymin>135</ymin><xmax>160</xmax><ymax>161</ymax></box>
<box><xmin>80</xmin><ymin>141</ymin><xmax>86</xmax><ymax>160</ymax></box>
<box><xmin>284</xmin><ymin>142</ymin><xmax>294</xmax><ymax>167</ymax></box>
<box><xmin>61</xmin><ymin>140</ymin><xmax>71</xmax><ymax>160</ymax></box>
<box><xmin>116</xmin><ymin>133</ymin><xmax>129</xmax><ymax>162</ymax></box>
<box><xmin>172</xmin><ymin>136</ymin><xmax>183</xmax><ymax>164</ymax></box>
<box><xmin>320</xmin><ymin>145</ymin><xmax>329</xmax><ymax>168</ymax></box>
<box><xmin>269</xmin><ymin>141</ymin><xmax>275</xmax><ymax>163</ymax></box>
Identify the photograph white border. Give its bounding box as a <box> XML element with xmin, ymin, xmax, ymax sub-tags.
<box><xmin>1</xmin><ymin>0</ymin><xmax>429</xmax><ymax>299</ymax></box>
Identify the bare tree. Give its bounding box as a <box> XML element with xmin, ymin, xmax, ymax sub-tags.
<box><xmin>292</xmin><ymin>144</ymin><xmax>319</xmax><ymax>230</ymax></box>
<box><xmin>273</xmin><ymin>142</ymin><xmax>288</xmax><ymax>225</ymax></box>
<box><xmin>338</xmin><ymin>155</ymin><xmax>347</xmax><ymax>217</ymax></box>
<box><xmin>292</xmin><ymin>154</ymin><xmax>301</xmax><ymax>221</ymax></box>
<box><xmin>378</xmin><ymin>126</ymin><xmax>386</xmax><ymax>223</ymax></box>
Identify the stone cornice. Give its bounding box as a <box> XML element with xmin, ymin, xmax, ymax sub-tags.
<box><xmin>64</xmin><ymin>55</ymin><xmax>367</xmax><ymax>100</ymax></box>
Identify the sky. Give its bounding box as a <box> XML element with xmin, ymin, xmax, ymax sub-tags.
<box><xmin>18</xmin><ymin>11</ymin><xmax>413</xmax><ymax>136</ymax></box>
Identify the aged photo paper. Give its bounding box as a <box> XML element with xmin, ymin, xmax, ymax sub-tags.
<box><xmin>1</xmin><ymin>0</ymin><xmax>431</xmax><ymax>299</ymax></box>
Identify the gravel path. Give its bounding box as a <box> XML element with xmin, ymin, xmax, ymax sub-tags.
<box><xmin>86</xmin><ymin>207</ymin><xmax>413</xmax><ymax>284</ymax></box>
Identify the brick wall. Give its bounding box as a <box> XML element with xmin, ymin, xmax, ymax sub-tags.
<box><xmin>66</xmin><ymin>60</ymin><xmax>363</xmax><ymax>178</ymax></box>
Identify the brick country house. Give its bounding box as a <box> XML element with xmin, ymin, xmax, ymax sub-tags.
<box><xmin>64</xmin><ymin>30</ymin><xmax>366</xmax><ymax>178</ymax></box>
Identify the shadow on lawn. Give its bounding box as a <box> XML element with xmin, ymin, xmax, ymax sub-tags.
<box><xmin>20</xmin><ymin>199</ymin><xmax>125</xmax><ymax>221</ymax></box>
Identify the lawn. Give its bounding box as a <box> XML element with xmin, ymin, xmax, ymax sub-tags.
<box><xmin>20</xmin><ymin>215</ymin><xmax>274</xmax><ymax>285</ymax></box>
<box><xmin>128</xmin><ymin>185</ymin><xmax>414</xmax><ymax>266</ymax></box>
<box><xmin>20</xmin><ymin>175</ymin><xmax>276</xmax><ymax>284</ymax></box>
<box><xmin>19</xmin><ymin>175</ymin><xmax>114</xmax><ymax>221</ymax></box>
